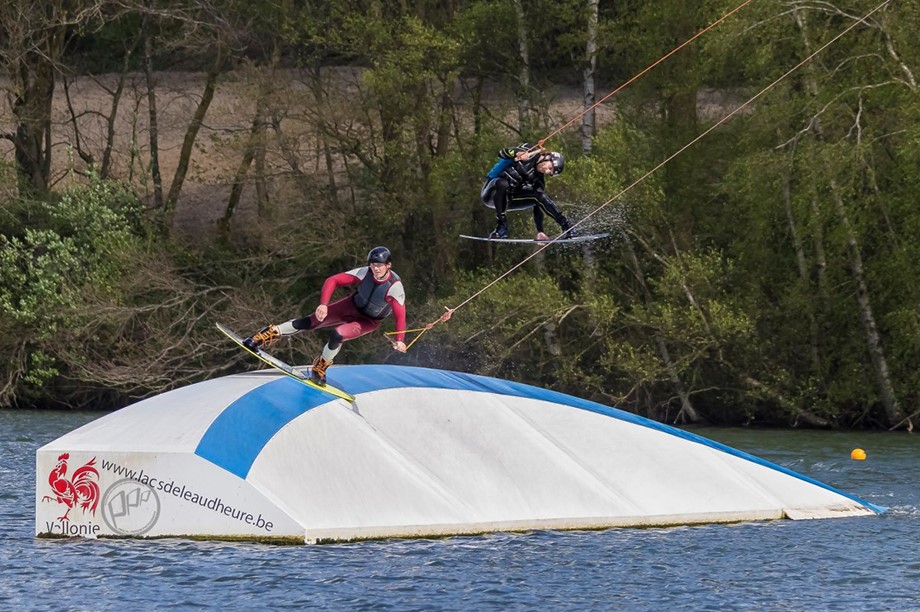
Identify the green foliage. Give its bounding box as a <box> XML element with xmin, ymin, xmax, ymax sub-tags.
<box><xmin>4</xmin><ymin>0</ymin><xmax>919</xmax><ymax>430</ymax></box>
<box><xmin>0</xmin><ymin>230</ymin><xmax>81</xmax><ymax>330</ymax></box>
<box><xmin>450</xmin><ymin>1</ymin><xmax>518</xmax><ymax>77</ymax></box>
<box><xmin>437</xmin><ymin>271</ymin><xmax>574</xmax><ymax>376</ymax></box>
<box><xmin>0</xmin><ymin>177</ymin><xmax>145</xmax><ymax>405</ymax></box>
<box><xmin>428</xmin><ymin>269</ymin><xmax>624</xmax><ymax>403</ymax></box>
<box><xmin>0</xmin><ymin>178</ymin><xmax>142</xmax><ymax>323</ymax></box>
<box><xmin>560</xmin><ymin>119</ymin><xmax>664</xmax><ymax>211</ymax></box>
<box><xmin>528</xmin><ymin>0</ymin><xmax>591</xmax><ymax>82</ymax></box>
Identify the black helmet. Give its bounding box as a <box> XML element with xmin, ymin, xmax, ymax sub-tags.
<box><xmin>367</xmin><ymin>246</ymin><xmax>392</xmax><ymax>265</ymax></box>
<box><xmin>547</xmin><ymin>151</ymin><xmax>564</xmax><ymax>176</ymax></box>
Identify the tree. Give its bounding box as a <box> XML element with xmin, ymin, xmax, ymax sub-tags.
<box><xmin>0</xmin><ymin>0</ymin><xmax>110</xmax><ymax>196</ymax></box>
<box><xmin>0</xmin><ymin>175</ymin><xmax>145</xmax><ymax>406</ymax></box>
<box><xmin>582</xmin><ymin>0</ymin><xmax>599</xmax><ymax>154</ymax></box>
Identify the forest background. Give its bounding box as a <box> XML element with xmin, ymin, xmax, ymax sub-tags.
<box><xmin>1</xmin><ymin>0</ymin><xmax>917</xmax><ymax>430</ymax></box>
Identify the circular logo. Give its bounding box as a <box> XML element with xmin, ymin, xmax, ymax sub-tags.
<box><xmin>101</xmin><ymin>478</ymin><xmax>161</xmax><ymax>536</ymax></box>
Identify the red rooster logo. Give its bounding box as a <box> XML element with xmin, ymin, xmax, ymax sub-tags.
<box><xmin>42</xmin><ymin>453</ymin><xmax>101</xmax><ymax>521</ymax></box>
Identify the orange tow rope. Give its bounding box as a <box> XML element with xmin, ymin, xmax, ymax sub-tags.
<box><xmin>385</xmin><ymin>307</ymin><xmax>454</xmax><ymax>351</ymax></box>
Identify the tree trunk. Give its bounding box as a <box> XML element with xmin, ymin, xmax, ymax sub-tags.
<box><xmin>435</xmin><ymin>81</ymin><xmax>453</xmax><ymax>158</ymax></box>
<box><xmin>8</xmin><ymin>24</ymin><xmax>63</xmax><ymax>197</ymax></box>
<box><xmin>252</xmin><ymin>107</ymin><xmax>269</xmax><ymax>217</ymax></box>
<box><xmin>782</xmin><ymin>167</ymin><xmax>825</xmax><ymax>387</ymax></box>
<box><xmin>743</xmin><ymin>376</ymin><xmax>830</xmax><ymax>427</ymax></box>
<box><xmin>0</xmin><ymin>0</ymin><xmax>81</xmax><ymax>198</ymax></box>
<box><xmin>63</xmin><ymin>76</ymin><xmax>96</xmax><ymax>169</ymax></box>
<box><xmin>96</xmin><ymin>33</ymin><xmax>144</xmax><ymax>178</ymax></box>
<box><xmin>513</xmin><ymin>0</ymin><xmax>530</xmax><ymax>134</ymax></box>
<box><xmin>582</xmin><ymin>0</ymin><xmax>598</xmax><ymax>154</ymax></box>
<box><xmin>303</xmin><ymin>65</ymin><xmax>341</xmax><ymax>208</ymax></box>
<box><xmin>661</xmin><ymin>0</ymin><xmax>700</xmax><ymax>242</ymax></box>
<box><xmin>793</xmin><ymin>8</ymin><xmax>903</xmax><ymax>428</ymax></box>
<box><xmin>62</xmin><ymin>50</ymin><xmax>134</xmax><ymax>180</ymax></box>
<box><xmin>621</xmin><ymin>230</ymin><xmax>701</xmax><ymax>423</ymax></box>
<box><xmin>830</xmin><ymin>177</ymin><xmax>902</xmax><ymax>426</ymax></box>
<box><xmin>164</xmin><ymin>44</ymin><xmax>226</xmax><ymax>223</ymax></box>
<box><xmin>100</xmin><ymin>69</ymin><xmax>130</xmax><ymax>179</ymax></box>
<box><xmin>143</xmin><ymin>11</ymin><xmax>164</xmax><ymax>212</ymax></box>
<box><xmin>12</xmin><ymin>61</ymin><xmax>55</xmax><ymax>196</ymax></box>
<box><xmin>219</xmin><ymin>117</ymin><xmax>259</xmax><ymax>241</ymax></box>
<box><xmin>472</xmin><ymin>76</ymin><xmax>484</xmax><ymax>137</ymax></box>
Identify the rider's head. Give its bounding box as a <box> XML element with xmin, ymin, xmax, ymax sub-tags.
<box><xmin>537</xmin><ymin>151</ymin><xmax>564</xmax><ymax>176</ymax></box>
<box><xmin>367</xmin><ymin>246</ymin><xmax>392</xmax><ymax>279</ymax></box>
<box><xmin>367</xmin><ymin>246</ymin><xmax>392</xmax><ymax>265</ymax></box>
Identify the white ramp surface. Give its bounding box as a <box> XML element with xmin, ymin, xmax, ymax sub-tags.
<box><xmin>36</xmin><ymin>365</ymin><xmax>881</xmax><ymax>543</ymax></box>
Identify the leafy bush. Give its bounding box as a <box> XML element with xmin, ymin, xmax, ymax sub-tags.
<box><xmin>0</xmin><ymin>177</ymin><xmax>145</xmax><ymax>406</ymax></box>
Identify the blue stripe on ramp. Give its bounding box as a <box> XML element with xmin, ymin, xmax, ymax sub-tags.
<box><xmin>195</xmin><ymin>376</ymin><xmax>335</xmax><ymax>478</ymax></box>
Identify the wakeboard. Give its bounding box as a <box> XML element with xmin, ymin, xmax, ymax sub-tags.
<box><xmin>460</xmin><ymin>232</ymin><xmax>610</xmax><ymax>244</ymax></box>
<box><xmin>216</xmin><ymin>322</ymin><xmax>355</xmax><ymax>402</ymax></box>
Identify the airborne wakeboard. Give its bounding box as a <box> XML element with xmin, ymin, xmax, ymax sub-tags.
<box><xmin>460</xmin><ymin>232</ymin><xmax>610</xmax><ymax>244</ymax></box>
<box><xmin>216</xmin><ymin>322</ymin><xmax>355</xmax><ymax>402</ymax></box>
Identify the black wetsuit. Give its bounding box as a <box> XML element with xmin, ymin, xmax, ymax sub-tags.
<box><xmin>480</xmin><ymin>144</ymin><xmax>569</xmax><ymax>234</ymax></box>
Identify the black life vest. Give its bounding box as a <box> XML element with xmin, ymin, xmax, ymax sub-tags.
<box><xmin>352</xmin><ymin>269</ymin><xmax>400</xmax><ymax>319</ymax></box>
<box><xmin>500</xmin><ymin>156</ymin><xmax>544</xmax><ymax>191</ymax></box>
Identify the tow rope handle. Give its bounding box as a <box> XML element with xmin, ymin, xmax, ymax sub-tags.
<box><xmin>385</xmin><ymin>306</ymin><xmax>454</xmax><ymax>352</ymax></box>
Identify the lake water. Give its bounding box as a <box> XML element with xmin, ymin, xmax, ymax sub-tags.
<box><xmin>2</xmin><ymin>410</ymin><xmax>918</xmax><ymax>610</ymax></box>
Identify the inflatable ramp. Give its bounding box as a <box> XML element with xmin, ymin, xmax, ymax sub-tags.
<box><xmin>36</xmin><ymin>365</ymin><xmax>882</xmax><ymax>543</ymax></box>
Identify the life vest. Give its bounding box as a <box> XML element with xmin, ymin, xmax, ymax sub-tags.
<box><xmin>508</xmin><ymin>158</ymin><xmax>543</xmax><ymax>188</ymax></box>
<box><xmin>352</xmin><ymin>268</ymin><xmax>401</xmax><ymax>319</ymax></box>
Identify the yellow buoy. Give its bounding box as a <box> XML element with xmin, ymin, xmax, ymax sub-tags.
<box><xmin>850</xmin><ymin>448</ymin><xmax>867</xmax><ymax>461</ymax></box>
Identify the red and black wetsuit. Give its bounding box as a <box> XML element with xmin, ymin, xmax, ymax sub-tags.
<box><xmin>290</xmin><ymin>267</ymin><xmax>406</xmax><ymax>349</ymax></box>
